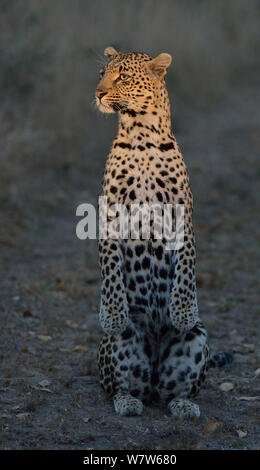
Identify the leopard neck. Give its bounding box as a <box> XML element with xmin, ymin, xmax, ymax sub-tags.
<box><xmin>117</xmin><ymin>84</ymin><xmax>172</xmax><ymax>146</ymax></box>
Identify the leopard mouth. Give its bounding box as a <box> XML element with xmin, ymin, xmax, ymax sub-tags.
<box><xmin>96</xmin><ymin>98</ymin><xmax>129</xmax><ymax>114</ymax></box>
<box><xmin>112</xmin><ymin>100</ymin><xmax>129</xmax><ymax>112</ymax></box>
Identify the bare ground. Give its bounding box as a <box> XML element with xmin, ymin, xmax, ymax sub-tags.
<box><xmin>0</xmin><ymin>88</ymin><xmax>259</xmax><ymax>450</ymax></box>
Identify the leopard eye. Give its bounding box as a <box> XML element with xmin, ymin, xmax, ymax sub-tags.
<box><xmin>120</xmin><ymin>73</ymin><xmax>130</xmax><ymax>81</ymax></box>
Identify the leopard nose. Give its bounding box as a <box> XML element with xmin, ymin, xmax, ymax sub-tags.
<box><xmin>95</xmin><ymin>89</ymin><xmax>107</xmax><ymax>100</ymax></box>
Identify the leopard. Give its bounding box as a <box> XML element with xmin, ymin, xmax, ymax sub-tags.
<box><xmin>95</xmin><ymin>47</ymin><xmax>233</xmax><ymax>418</ymax></box>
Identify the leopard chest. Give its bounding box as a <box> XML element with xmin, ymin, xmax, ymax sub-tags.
<box><xmin>103</xmin><ymin>144</ymin><xmax>186</xmax><ymax>207</ymax></box>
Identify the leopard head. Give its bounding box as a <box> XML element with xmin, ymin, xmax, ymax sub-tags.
<box><xmin>95</xmin><ymin>47</ymin><xmax>172</xmax><ymax>114</ymax></box>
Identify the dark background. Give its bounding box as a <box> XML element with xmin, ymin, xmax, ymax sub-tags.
<box><xmin>0</xmin><ymin>0</ymin><xmax>259</xmax><ymax>450</ymax></box>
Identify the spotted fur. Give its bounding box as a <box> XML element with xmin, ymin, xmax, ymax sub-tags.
<box><xmin>95</xmin><ymin>48</ymin><xmax>231</xmax><ymax>418</ymax></box>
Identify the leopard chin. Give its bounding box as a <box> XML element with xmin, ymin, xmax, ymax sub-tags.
<box><xmin>96</xmin><ymin>100</ymin><xmax>116</xmax><ymax>114</ymax></box>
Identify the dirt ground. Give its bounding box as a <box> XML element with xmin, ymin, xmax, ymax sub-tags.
<box><xmin>0</xmin><ymin>81</ymin><xmax>259</xmax><ymax>450</ymax></box>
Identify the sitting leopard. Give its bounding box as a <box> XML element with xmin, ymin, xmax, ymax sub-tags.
<box><xmin>95</xmin><ymin>47</ymin><xmax>233</xmax><ymax>418</ymax></box>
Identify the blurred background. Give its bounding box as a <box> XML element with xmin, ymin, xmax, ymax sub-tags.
<box><xmin>0</xmin><ymin>0</ymin><xmax>259</xmax><ymax>449</ymax></box>
<box><xmin>1</xmin><ymin>0</ymin><xmax>259</xmax><ymax>220</ymax></box>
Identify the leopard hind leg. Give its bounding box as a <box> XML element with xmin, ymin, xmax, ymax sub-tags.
<box><xmin>156</xmin><ymin>321</ymin><xmax>209</xmax><ymax>418</ymax></box>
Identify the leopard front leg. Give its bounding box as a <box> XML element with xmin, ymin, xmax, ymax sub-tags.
<box><xmin>169</xmin><ymin>227</ymin><xmax>199</xmax><ymax>333</ymax></box>
<box><xmin>99</xmin><ymin>238</ymin><xmax>129</xmax><ymax>335</ymax></box>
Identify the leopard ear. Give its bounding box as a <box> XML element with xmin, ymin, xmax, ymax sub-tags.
<box><xmin>147</xmin><ymin>53</ymin><xmax>172</xmax><ymax>79</ymax></box>
<box><xmin>104</xmin><ymin>46</ymin><xmax>119</xmax><ymax>58</ymax></box>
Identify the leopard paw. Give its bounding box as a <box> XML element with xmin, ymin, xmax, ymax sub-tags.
<box><xmin>113</xmin><ymin>393</ymin><xmax>143</xmax><ymax>416</ymax></box>
<box><xmin>99</xmin><ymin>305</ymin><xmax>129</xmax><ymax>335</ymax></box>
<box><xmin>168</xmin><ymin>398</ymin><xmax>200</xmax><ymax>419</ymax></box>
